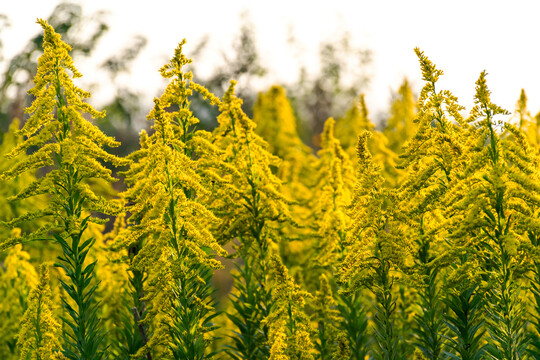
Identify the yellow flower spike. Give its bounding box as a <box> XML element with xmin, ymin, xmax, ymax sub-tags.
<box><xmin>0</xmin><ymin>242</ymin><xmax>40</xmax><ymax>356</ymax></box>
<box><xmin>120</xmin><ymin>39</ymin><xmax>228</xmax><ymax>358</ymax></box>
<box><xmin>1</xmin><ymin>19</ymin><xmax>129</xmax><ymax>251</ymax></box>
<box><xmin>335</xmin><ymin>94</ymin><xmax>373</xmax><ymax>151</ymax></box>
<box><xmin>0</xmin><ymin>19</ymin><xmax>133</xmax><ymax>360</ymax></box>
<box><xmin>17</xmin><ymin>263</ymin><xmax>62</xmax><ymax>360</ymax></box>
<box><xmin>335</xmin><ymin>95</ymin><xmax>401</xmax><ymax>187</ymax></box>
<box><xmin>159</xmin><ymin>39</ymin><xmax>192</xmax><ymax>79</ymax></box>
<box><xmin>310</xmin><ymin>117</ymin><xmax>355</xmax><ymax>272</ymax></box>
<box><xmin>393</xmin><ymin>53</ymin><xmax>469</xmax><ymax>316</ymax></box>
<box><xmin>265</xmin><ymin>255</ymin><xmax>315</xmax><ymax>360</ymax></box>
<box><xmin>384</xmin><ymin>78</ymin><xmax>418</xmax><ymax>154</ymax></box>
<box><xmin>414</xmin><ymin>47</ymin><xmax>444</xmax><ymax>83</ymax></box>
<box><xmin>253</xmin><ymin>85</ymin><xmax>310</xmax><ymax>158</ymax></box>
<box><xmin>209</xmin><ymin>79</ymin><xmax>294</xmax><ymax>248</ymax></box>
<box><xmin>252</xmin><ymin>87</ymin><xmax>315</xmax><ymax>267</ymax></box>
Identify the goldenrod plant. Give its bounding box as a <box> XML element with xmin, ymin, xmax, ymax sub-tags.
<box><xmin>340</xmin><ymin>131</ymin><xmax>408</xmax><ymax>360</ymax></box>
<box><xmin>252</xmin><ymin>85</ymin><xmax>315</xmax><ymax>274</ymax></box>
<box><xmin>118</xmin><ymin>40</ymin><xmax>226</xmax><ymax>359</ymax></box>
<box><xmin>1</xmin><ymin>19</ymin><xmax>128</xmax><ymax>360</ymax></box>
<box><xmin>334</xmin><ymin>94</ymin><xmax>373</xmax><ymax>151</ymax></box>
<box><xmin>311</xmin><ymin>117</ymin><xmax>355</xmax><ymax>273</ymax></box>
<box><xmin>395</xmin><ymin>48</ymin><xmax>469</xmax><ymax>360</ymax></box>
<box><xmin>208</xmin><ymin>80</ymin><xmax>291</xmax><ymax>360</ymax></box>
<box><xmin>309</xmin><ymin>118</ymin><xmax>370</xmax><ymax>359</ymax></box>
<box><xmin>512</xmin><ymin>89</ymin><xmax>539</xmax><ymax>146</ymax></box>
<box><xmin>253</xmin><ymin>85</ymin><xmax>310</xmax><ymax>160</ymax></box>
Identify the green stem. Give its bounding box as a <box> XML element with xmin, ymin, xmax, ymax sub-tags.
<box><xmin>337</xmin><ymin>291</ymin><xmax>369</xmax><ymax>360</ymax></box>
<box><xmin>372</xmin><ymin>259</ymin><xmax>402</xmax><ymax>360</ymax></box>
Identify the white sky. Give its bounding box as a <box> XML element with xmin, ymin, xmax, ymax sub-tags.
<box><xmin>3</xmin><ymin>0</ymin><xmax>540</xmax><ymax>123</ymax></box>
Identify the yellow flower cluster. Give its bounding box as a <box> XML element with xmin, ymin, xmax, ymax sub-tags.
<box><xmin>0</xmin><ymin>243</ymin><xmax>38</xmax><ymax>359</ymax></box>
<box><xmin>116</xmin><ymin>41</ymin><xmax>228</xmax><ymax>359</ymax></box>
<box><xmin>17</xmin><ymin>264</ymin><xmax>62</xmax><ymax>360</ymax></box>
<box><xmin>265</xmin><ymin>255</ymin><xmax>315</xmax><ymax>360</ymax></box>
<box><xmin>0</xmin><ymin>19</ymin><xmax>128</xmax><ymax>250</ymax></box>
<box><xmin>311</xmin><ymin>118</ymin><xmax>355</xmax><ymax>269</ymax></box>
<box><xmin>209</xmin><ymin>80</ymin><xmax>293</xmax><ymax>253</ymax></box>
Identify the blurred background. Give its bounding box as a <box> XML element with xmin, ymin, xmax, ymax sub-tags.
<box><xmin>1</xmin><ymin>0</ymin><xmax>540</xmax><ymax>155</ymax></box>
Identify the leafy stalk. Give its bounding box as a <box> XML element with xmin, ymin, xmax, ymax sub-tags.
<box><xmin>53</xmin><ymin>172</ymin><xmax>104</xmax><ymax>360</ymax></box>
<box><xmin>336</xmin><ymin>291</ymin><xmax>370</xmax><ymax>360</ymax></box>
<box><xmin>413</xmin><ymin>239</ymin><xmax>444</xmax><ymax>360</ymax></box>
<box><xmin>529</xmin><ymin>246</ymin><xmax>540</xmax><ymax>359</ymax></box>
<box><xmin>372</xmin><ymin>258</ymin><xmax>403</xmax><ymax>360</ymax></box>
<box><xmin>226</xmin><ymin>254</ymin><xmax>272</xmax><ymax>360</ymax></box>
<box><xmin>442</xmin><ymin>285</ymin><xmax>486</xmax><ymax>360</ymax></box>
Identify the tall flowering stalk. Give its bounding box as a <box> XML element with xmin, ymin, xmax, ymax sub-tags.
<box><xmin>340</xmin><ymin>131</ymin><xmax>408</xmax><ymax>360</ymax></box>
<box><xmin>311</xmin><ymin>118</ymin><xmax>355</xmax><ymax>271</ymax></box>
<box><xmin>395</xmin><ymin>48</ymin><xmax>469</xmax><ymax>360</ymax></box>
<box><xmin>118</xmin><ymin>40</ymin><xmax>226</xmax><ymax>359</ymax></box>
<box><xmin>199</xmin><ymin>80</ymin><xmax>293</xmax><ymax>359</ymax></box>
<box><xmin>253</xmin><ymin>85</ymin><xmax>315</xmax><ymax>271</ymax></box>
<box><xmin>1</xmin><ymin>19</ymin><xmax>128</xmax><ymax>360</ymax></box>
<box><xmin>383</xmin><ymin>78</ymin><xmax>418</xmax><ymax>156</ymax></box>
<box><xmin>335</xmin><ymin>95</ymin><xmax>399</xmax><ymax>187</ymax></box>
<box><xmin>444</xmin><ymin>71</ymin><xmax>535</xmax><ymax>359</ymax></box>
<box><xmin>310</xmin><ymin>117</ymin><xmax>369</xmax><ymax>359</ymax></box>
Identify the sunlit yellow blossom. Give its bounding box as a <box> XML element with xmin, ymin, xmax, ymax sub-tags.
<box><xmin>252</xmin><ymin>85</ymin><xmax>316</xmax><ymax>273</ymax></box>
<box><xmin>18</xmin><ymin>264</ymin><xmax>62</xmax><ymax>360</ymax></box>
<box><xmin>383</xmin><ymin>78</ymin><xmax>418</xmax><ymax>154</ymax></box>
<box><xmin>336</xmin><ymin>95</ymin><xmax>400</xmax><ymax>187</ymax></box>
<box><xmin>120</xmin><ymin>41</ymin><xmax>227</xmax><ymax>359</ymax></box>
<box><xmin>253</xmin><ymin>85</ymin><xmax>310</xmax><ymax>159</ymax></box>
<box><xmin>0</xmin><ymin>242</ymin><xmax>38</xmax><ymax>358</ymax></box>
<box><xmin>1</xmin><ymin>19</ymin><xmax>128</xmax><ymax>249</ymax></box>
<box><xmin>311</xmin><ymin>118</ymin><xmax>355</xmax><ymax>270</ymax></box>
<box><xmin>265</xmin><ymin>255</ymin><xmax>315</xmax><ymax>360</ymax></box>
<box><xmin>209</xmin><ymin>80</ymin><xmax>293</xmax><ymax>250</ymax></box>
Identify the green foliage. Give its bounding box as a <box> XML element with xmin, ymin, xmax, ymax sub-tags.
<box><xmin>442</xmin><ymin>286</ymin><xmax>486</xmax><ymax>360</ymax></box>
<box><xmin>412</xmin><ymin>265</ymin><xmax>444</xmax><ymax>360</ymax></box>
<box><xmin>336</xmin><ymin>291</ymin><xmax>370</xmax><ymax>360</ymax></box>
<box><xmin>226</xmin><ymin>255</ymin><xmax>273</xmax><ymax>360</ymax></box>
<box><xmin>372</xmin><ymin>259</ymin><xmax>403</xmax><ymax>360</ymax></box>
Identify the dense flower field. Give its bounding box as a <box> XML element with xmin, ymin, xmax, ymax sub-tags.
<box><xmin>2</xmin><ymin>18</ymin><xmax>540</xmax><ymax>360</ymax></box>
